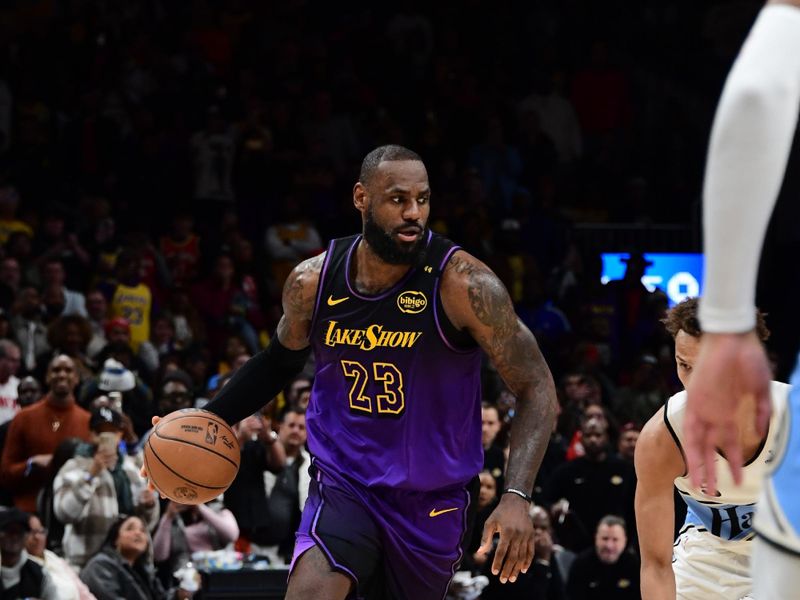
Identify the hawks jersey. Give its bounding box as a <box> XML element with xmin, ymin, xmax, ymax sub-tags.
<box><xmin>665</xmin><ymin>382</ymin><xmax>790</xmax><ymax>541</ymax></box>
<box><xmin>307</xmin><ymin>232</ymin><xmax>483</xmax><ymax>492</ymax></box>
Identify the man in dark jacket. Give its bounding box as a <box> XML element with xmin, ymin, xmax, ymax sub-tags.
<box><xmin>566</xmin><ymin>515</ymin><xmax>640</xmax><ymax>600</ymax></box>
<box><xmin>0</xmin><ymin>507</ymin><xmax>57</xmax><ymax>599</ymax></box>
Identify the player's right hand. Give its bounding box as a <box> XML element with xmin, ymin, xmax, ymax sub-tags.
<box><xmin>140</xmin><ymin>416</ymin><xmax>163</xmax><ymax>497</ymax></box>
<box><xmin>478</xmin><ymin>492</ymin><xmax>534</xmax><ymax>584</ymax></box>
<box><xmin>684</xmin><ymin>331</ymin><xmax>772</xmax><ymax>494</ymax></box>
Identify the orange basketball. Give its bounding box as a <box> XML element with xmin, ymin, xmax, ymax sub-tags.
<box><xmin>143</xmin><ymin>408</ymin><xmax>240</xmax><ymax>505</ymax></box>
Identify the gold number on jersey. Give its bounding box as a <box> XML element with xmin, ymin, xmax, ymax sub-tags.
<box><xmin>340</xmin><ymin>360</ymin><xmax>406</xmax><ymax>416</ymax></box>
<box><xmin>341</xmin><ymin>360</ymin><xmax>371</xmax><ymax>413</ymax></box>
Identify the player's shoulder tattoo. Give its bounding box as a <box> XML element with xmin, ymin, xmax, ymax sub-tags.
<box><xmin>444</xmin><ymin>251</ymin><xmax>512</xmax><ymax>330</ymax></box>
<box><xmin>446</xmin><ymin>250</ymin><xmax>538</xmax><ymax>391</ymax></box>
<box><xmin>283</xmin><ymin>252</ymin><xmax>326</xmax><ymax>318</ymax></box>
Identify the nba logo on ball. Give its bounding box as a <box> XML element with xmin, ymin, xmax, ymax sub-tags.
<box><xmin>205</xmin><ymin>422</ymin><xmax>218</xmax><ymax>445</ymax></box>
<box><xmin>144</xmin><ymin>409</ymin><xmax>241</xmax><ymax>504</ymax></box>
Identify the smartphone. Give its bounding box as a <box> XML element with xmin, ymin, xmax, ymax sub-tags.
<box><xmin>108</xmin><ymin>391</ymin><xmax>123</xmax><ymax>414</ymax></box>
<box><xmin>98</xmin><ymin>431</ymin><xmax>118</xmax><ymax>453</ymax></box>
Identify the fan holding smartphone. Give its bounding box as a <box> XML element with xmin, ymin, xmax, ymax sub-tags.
<box><xmin>52</xmin><ymin>406</ymin><xmax>160</xmax><ymax>569</ymax></box>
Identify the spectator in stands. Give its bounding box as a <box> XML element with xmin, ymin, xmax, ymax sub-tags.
<box><xmin>152</xmin><ymin>497</ymin><xmax>238</xmax><ymax>577</ymax></box>
<box><xmin>0</xmin><ymin>257</ymin><xmax>22</xmax><ymax>311</ymax></box>
<box><xmin>285</xmin><ymin>375</ymin><xmax>313</xmax><ymax>408</ymax></box>
<box><xmin>80</xmin><ymin>515</ymin><xmax>190</xmax><ymax>600</ymax></box>
<box><xmin>25</xmin><ymin>512</ymin><xmax>96</xmax><ymax>600</ymax></box>
<box><xmin>7</xmin><ymin>232</ymin><xmax>39</xmax><ymax>292</ymax></box>
<box><xmin>603</xmin><ymin>252</ymin><xmax>662</xmax><ymax>369</ymax></box>
<box><xmin>39</xmin><ymin>315</ymin><xmax>95</xmax><ymax>383</ymax></box>
<box><xmin>33</xmin><ymin>212</ymin><xmax>91</xmax><ymax>290</ymax></box>
<box><xmin>613</xmin><ymin>353</ymin><xmax>671</xmax><ymax>426</ymax></box>
<box><xmin>468</xmin><ymin>115</ymin><xmax>523</xmax><ymax>212</ymax></box>
<box><xmin>616</xmin><ymin>422</ymin><xmax>640</xmax><ymax>463</ymax></box>
<box><xmin>566</xmin><ymin>515</ymin><xmax>640</xmax><ymax>600</ymax></box>
<box><xmin>135</xmin><ymin>369</ymin><xmax>195</xmax><ymax>453</ymax></box>
<box><xmin>565</xmin><ymin>403</ymin><xmax>621</xmax><ymax>461</ymax></box>
<box><xmin>0</xmin><ymin>339</ymin><xmax>21</xmax><ymax>425</ymax></box>
<box><xmin>108</xmin><ymin>250</ymin><xmax>153</xmax><ymax>356</ymax></box>
<box><xmin>481</xmin><ymin>402</ymin><xmax>506</xmax><ymax>493</ymax></box>
<box><xmin>532</xmin><ymin>505</ymin><xmax>576</xmax><ymax>586</ymax></box>
<box><xmin>264</xmin><ymin>406</ymin><xmax>310</xmax><ymax>563</ymax></box>
<box><xmin>40</xmin><ymin>258</ymin><xmax>88</xmax><ymax>319</ymax></box>
<box><xmin>156</xmin><ymin>369</ymin><xmax>195</xmax><ymax>416</ymax></box>
<box><xmin>224</xmin><ymin>412</ymin><xmax>286</xmax><ymax>555</ymax></box>
<box><xmin>86</xmin><ymin>391</ymin><xmax>139</xmax><ymax>452</ymax></box>
<box><xmin>17</xmin><ymin>375</ymin><xmax>42</xmax><ymax>408</ymax></box>
<box><xmin>190</xmin><ymin>104</ymin><xmax>236</xmax><ymax>227</ymax></box>
<box><xmin>264</xmin><ymin>195</ymin><xmax>323</xmax><ymax>287</ymax></box>
<box><xmin>518</xmin><ymin>69</ymin><xmax>583</xmax><ymax>167</ymax></box>
<box><xmin>80</xmin><ymin>356</ymin><xmax>153</xmax><ymax>443</ymax></box>
<box><xmin>545</xmin><ymin>417</ymin><xmax>635</xmax><ymax>552</ymax></box>
<box><xmin>99</xmin><ymin>319</ymin><xmax>155</xmax><ymax>379</ymax></box>
<box><xmin>127</xmin><ymin>232</ymin><xmax>172</xmax><ymax>309</ymax></box>
<box><xmin>85</xmin><ymin>290</ymin><xmax>109</xmax><ymax>359</ymax></box>
<box><xmin>191</xmin><ymin>253</ymin><xmax>260</xmax><ymax>356</ymax></box>
<box><xmin>37</xmin><ymin>437</ymin><xmax>83</xmax><ymax>555</ymax></box>
<box><xmin>0</xmin><ymin>186</ymin><xmax>33</xmax><ymax>245</ymax></box>
<box><xmin>0</xmin><ymin>507</ymin><xmax>58</xmax><ymax>599</ymax></box>
<box><xmin>11</xmin><ymin>285</ymin><xmax>50</xmax><ymax>375</ymax></box>
<box><xmin>159</xmin><ymin>212</ymin><xmax>201</xmax><ymax>287</ymax></box>
<box><xmin>150</xmin><ymin>314</ymin><xmax>180</xmax><ymax>360</ymax></box>
<box><xmin>166</xmin><ymin>286</ymin><xmax>205</xmax><ymax>349</ymax></box>
<box><xmin>1</xmin><ymin>355</ymin><xmax>90</xmax><ymax>512</ymax></box>
<box><xmin>53</xmin><ymin>407</ymin><xmax>158</xmax><ymax>569</ymax></box>
<box><xmin>182</xmin><ymin>350</ymin><xmax>210</xmax><ymax>401</ymax></box>
<box><xmin>206</xmin><ymin>333</ymin><xmax>250</xmax><ymax>393</ymax></box>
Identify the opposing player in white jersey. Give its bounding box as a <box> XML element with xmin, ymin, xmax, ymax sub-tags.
<box><xmin>681</xmin><ymin>1</ymin><xmax>800</xmax><ymax>597</ymax></box>
<box><xmin>636</xmin><ymin>298</ymin><xmax>789</xmax><ymax>599</ymax></box>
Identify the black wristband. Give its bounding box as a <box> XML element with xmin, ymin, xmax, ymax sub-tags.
<box><xmin>503</xmin><ymin>487</ymin><xmax>533</xmax><ymax>503</ymax></box>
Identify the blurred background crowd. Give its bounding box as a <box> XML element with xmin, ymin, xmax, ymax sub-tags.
<box><xmin>0</xmin><ymin>1</ymin><xmax>796</xmax><ymax>599</ymax></box>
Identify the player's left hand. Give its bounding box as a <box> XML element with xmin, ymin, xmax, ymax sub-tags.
<box><xmin>477</xmin><ymin>493</ymin><xmax>534</xmax><ymax>584</ymax></box>
<box><xmin>684</xmin><ymin>330</ymin><xmax>772</xmax><ymax>493</ymax></box>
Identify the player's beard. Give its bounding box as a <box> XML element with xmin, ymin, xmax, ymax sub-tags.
<box><xmin>363</xmin><ymin>206</ymin><xmax>428</xmax><ymax>266</ymax></box>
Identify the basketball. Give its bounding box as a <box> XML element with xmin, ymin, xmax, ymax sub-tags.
<box><xmin>143</xmin><ymin>408</ymin><xmax>240</xmax><ymax>505</ymax></box>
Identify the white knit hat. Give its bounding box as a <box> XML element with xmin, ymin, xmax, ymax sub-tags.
<box><xmin>98</xmin><ymin>358</ymin><xmax>136</xmax><ymax>392</ymax></box>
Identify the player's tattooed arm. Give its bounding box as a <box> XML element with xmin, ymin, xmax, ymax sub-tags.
<box><xmin>276</xmin><ymin>252</ymin><xmax>326</xmax><ymax>350</ymax></box>
<box><xmin>444</xmin><ymin>251</ymin><xmax>558</xmax><ymax>490</ymax></box>
<box><xmin>443</xmin><ymin>251</ymin><xmax>557</xmax><ymax>583</ymax></box>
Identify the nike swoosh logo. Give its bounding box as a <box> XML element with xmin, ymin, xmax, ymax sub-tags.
<box><xmin>327</xmin><ymin>295</ymin><xmax>350</xmax><ymax>306</ymax></box>
<box><xmin>429</xmin><ymin>507</ymin><xmax>459</xmax><ymax>518</ymax></box>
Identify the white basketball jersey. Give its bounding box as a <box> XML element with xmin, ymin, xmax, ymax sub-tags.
<box><xmin>664</xmin><ymin>381</ymin><xmax>790</xmax><ymax>541</ymax></box>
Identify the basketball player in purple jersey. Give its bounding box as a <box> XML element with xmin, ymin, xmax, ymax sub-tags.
<box><xmin>681</xmin><ymin>0</ymin><xmax>800</xmax><ymax>596</ymax></box>
<box><xmin>148</xmin><ymin>145</ymin><xmax>558</xmax><ymax>599</ymax></box>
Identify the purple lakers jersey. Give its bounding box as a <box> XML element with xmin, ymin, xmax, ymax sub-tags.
<box><xmin>307</xmin><ymin>232</ymin><xmax>484</xmax><ymax>491</ymax></box>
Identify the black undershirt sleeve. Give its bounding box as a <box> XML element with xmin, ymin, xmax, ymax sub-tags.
<box><xmin>203</xmin><ymin>336</ymin><xmax>312</xmax><ymax>426</ymax></box>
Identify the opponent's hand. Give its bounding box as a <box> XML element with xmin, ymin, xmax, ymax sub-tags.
<box><xmin>684</xmin><ymin>331</ymin><xmax>771</xmax><ymax>493</ymax></box>
<box><xmin>477</xmin><ymin>493</ymin><xmax>534</xmax><ymax>583</ymax></box>
<box><xmin>140</xmin><ymin>416</ymin><xmax>163</xmax><ymax>496</ymax></box>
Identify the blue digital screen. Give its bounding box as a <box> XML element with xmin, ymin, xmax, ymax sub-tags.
<box><xmin>601</xmin><ymin>253</ymin><xmax>704</xmax><ymax>307</ymax></box>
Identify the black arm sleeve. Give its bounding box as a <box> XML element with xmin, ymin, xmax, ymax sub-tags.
<box><xmin>203</xmin><ymin>336</ymin><xmax>311</xmax><ymax>426</ymax></box>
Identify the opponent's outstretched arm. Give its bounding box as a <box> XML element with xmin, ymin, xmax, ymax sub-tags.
<box><xmin>686</xmin><ymin>0</ymin><xmax>800</xmax><ymax>491</ymax></box>
<box><xmin>442</xmin><ymin>251</ymin><xmax>558</xmax><ymax>584</ymax></box>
